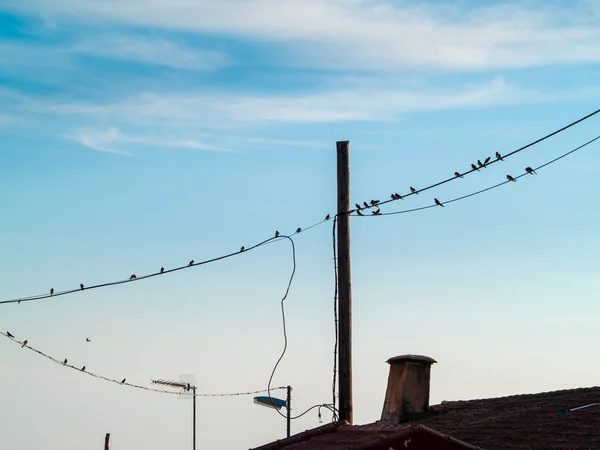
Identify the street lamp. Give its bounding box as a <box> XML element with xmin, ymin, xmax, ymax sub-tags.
<box><xmin>152</xmin><ymin>378</ymin><xmax>197</xmax><ymax>450</ymax></box>
<box><xmin>254</xmin><ymin>386</ymin><xmax>292</xmax><ymax>438</ymax></box>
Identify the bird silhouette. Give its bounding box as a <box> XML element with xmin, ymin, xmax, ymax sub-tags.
<box><xmin>506</xmin><ymin>174</ymin><xmax>516</xmax><ymax>182</ymax></box>
<box><xmin>7</xmin><ymin>331</ymin><xmax>14</xmax><ymax>338</ymax></box>
<box><xmin>130</xmin><ymin>274</ymin><xmax>136</xmax><ymax>280</ymax></box>
<box><xmin>525</xmin><ymin>167</ymin><xmax>537</xmax><ymax>175</ymax></box>
<box><xmin>477</xmin><ymin>160</ymin><xmax>484</xmax><ymax>168</ymax></box>
<box><xmin>471</xmin><ymin>164</ymin><xmax>480</xmax><ymax>171</ymax></box>
<box><xmin>434</xmin><ymin>198</ymin><xmax>444</xmax><ymax>207</ymax></box>
<box><xmin>160</xmin><ymin>267</ymin><xmax>164</xmax><ymax>273</ymax></box>
<box><xmin>454</xmin><ymin>172</ymin><xmax>463</xmax><ymax>178</ymax></box>
<box><xmin>80</xmin><ymin>284</ymin><xmax>84</xmax><ymax>290</ymax></box>
<box><xmin>483</xmin><ymin>156</ymin><xmax>491</xmax><ymax>166</ymax></box>
<box><xmin>240</xmin><ymin>246</ymin><xmax>245</xmax><ymax>252</ymax></box>
<box><xmin>357</xmin><ymin>210</ymin><xmax>364</xmax><ymax>216</ymax></box>
<box><xmin>63</xmin><ymin>359</ymin><xmax>67</xmax><ymax>365</ymax></box>
<box><xmin>275</xmin><ymin>231</ymin><xmax>280</xmax><ymax>238</ymax></box>
<box><xmin>410</xmin><ymin>187</ymin><xmax>418</xmax><ymax>194</ymax></box>
<box><xmin>296</xmin><ymin>228</ymin><xmax>302</xmax><ymax>233</ymax></box>
<box><xmin>121</xmin><ymin>378</ymin><xmax>126</xmax><ymax>384</ymax></box>
<box><xmin>496</xmin><ymin>151</ymin><xmax>503</xmax><ymax>161</ymax></box>
<box><xmin>21</xmin><ymin>340</ymin><xmax>28</xmax><ymax>348</ymax></box>
<box><xmin>86</xmin><ymin>338</ymin><xmax>91</xmax><ymax>342</ymax></box>
<box><xmin>188</xmin><ymin>260</ymin><xmax>194</xmax><ymax>266</ymax></box>
<box><xmin>370</xmin><ymin>200</ymin><xmax>380</xmax><ymax>206</ymax></box>
<box><xmin>355</xmin><ymin>203</ymin><xmax>362</xmax><ymax>210</ymax></box>
<box><xmin>325</xmin><ymin>214</ymin><xmax>330</xmax><ymax>220</ymax></box>
<box><xmin>81</xmin><ymin>366</ymin><xmax>86</xmax><ymax>372</ymax></box>
<box><xmin>372</xmin><ymin>208</ymin><xmax>381</xmax><ymax>215</ymax></box>
<box><xmin>50</xmin><ymin>288</ymin><xmax>54</xmax><ymax>295</ymax></box>
<box><xmin>187</xmin><ymin>383</ymin><xmax>191</xmax><ymax>391</ymax></box>
<box><xmin>363</xmin><ymin>202</ymin><xmax>369</xmax><ymax>208</ymax></box>
<box><xmin>393</xmin><ymin>193</ymin><xmax>403</xmax><ymax>200</ymax></box>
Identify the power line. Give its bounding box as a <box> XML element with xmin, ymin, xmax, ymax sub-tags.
<box><xmin>354</xmin><ymin>134</ymin><xmax>600</xmax><ymax>217</ymax></box>
<box><xmin>0</xmin><ymin>216</ymin><xmax>331</xmax><ymax>306</ymax></box>
<box><xmin>266</xmin><ymin>235</ymin><xmax>296</xmax><ymax>415</ymax></box>
<box><xmin>351</xmin><ymin>108</ymin><xmax>600</xmax><ymax>214</ymax></box>
<box><xmin>0</xmin><ymin>329</ymin><xmax>286</xmax><ymax>397</ymax></box>
<box><xmin>331</xmin><ymin>216</ymin><xmax>339</xmax><ymax>413</ymax></box>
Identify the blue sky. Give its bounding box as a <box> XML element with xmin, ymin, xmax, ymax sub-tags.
<box><xmin>1</xmin><ymin>1</ymin><xmax>600</xmax><ymax>449</ymax></box>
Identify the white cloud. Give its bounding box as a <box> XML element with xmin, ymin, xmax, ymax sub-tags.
<box><xmin>3</xmin><ymin>0</ymin><xmax>600</xmax><ymax>71</ymax></box>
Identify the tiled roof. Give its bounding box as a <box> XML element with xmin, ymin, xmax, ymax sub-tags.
<box><xmin>249</xmin><ymin>422</ymin><xmax>480</xmax><ymax>450</ymax></box>
<box><xmin>387</xmin><ymin>385</ymin><xmax>600</xmax><ymax>449</ymax></box>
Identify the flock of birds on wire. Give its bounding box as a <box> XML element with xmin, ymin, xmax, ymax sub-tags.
<box><xmin>354</xmin><ymin>151</ymin><xmax>537</xmax><ymax>215</ymax></box>
<box><xmin>2</xmin><ymin>332</ymin><xmax>126</xmax><ymax>381</ymax></box>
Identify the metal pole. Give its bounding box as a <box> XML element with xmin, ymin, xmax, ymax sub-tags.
<box><xmin>286</xmin><ymin>386</ymin><xmax>292</xmax><ymax>438</ymax></box>
<box><xmin>336</xmin><ymin>140</ymin><xmax>353</xmax><ymax>424</ymax></box>
<box><xmin>193</xmin><ymin>386</ymin><xmax>196</xmax><ymax>450</ymax></box>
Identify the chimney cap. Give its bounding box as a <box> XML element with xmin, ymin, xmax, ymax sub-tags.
<box><xmin>386</xmin><ymin>354</ymin><xmax>437</xmax><ymax>365</ymax></box>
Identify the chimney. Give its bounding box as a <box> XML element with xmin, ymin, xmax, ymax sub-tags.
<box><xmin>380</xmin><ymin>354</ymin><xmax>437</xmax><ymax>424</ymax></box>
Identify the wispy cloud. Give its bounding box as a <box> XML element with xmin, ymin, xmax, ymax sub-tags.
<box><xmin>8</xmin><ymin>76</ymin><xmax>520</xmax><ymax>126</ymax></box>
<box><xmin>69</xmin><ymin>127</ymin><xmax>235</xmax><ymax>155</ymax></box>
<box><xmin>3</xmin><ymin>0</ymin><xmax>600</xmax><ymax>71</ymax></box>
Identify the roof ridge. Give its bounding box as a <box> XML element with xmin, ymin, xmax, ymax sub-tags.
<box><xmin>433</xmin><ymin>385</ymin><xmax>600</xmax><ymax>406</ymax></box>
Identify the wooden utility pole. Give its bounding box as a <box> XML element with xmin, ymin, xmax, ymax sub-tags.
<box><xmin>336</xmin><ymin>141</ymin><xmax>353</xmax><ymax>424</ymax></box>
<box><xmin>104</xmin><ymin>433</ymin><xmax>110</xmax><ymax>450</ymax></box>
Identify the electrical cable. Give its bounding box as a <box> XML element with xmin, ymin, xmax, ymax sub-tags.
<box><xmin>266</xmin><ymin>235</ymin><xmax>296</xmax><ymax>416</ymax></box>
<box><xmin>0</xmin><ymin>216</ymin><xmax>332</xmax><ymax>306</ymax></box>
<box><xmin>331</xmin><ymin>216</ymin><xmax>339</xmax><ymax>414</ymax></box>
<box><xmin>350</xmin><ymin>108</ymin><xmax>600</xmax><ymax>214</ymax></box>
<box><xmin>0</xmin><ymin>329</ymin><xmax>286</xmax><ymax>397</ymax></box>
<box><xmin>354</xmin><ymin>134</ymin><xmax>600</xmax><ymax>217</ymax></box>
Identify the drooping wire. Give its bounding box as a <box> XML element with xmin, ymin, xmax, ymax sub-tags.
<box><xmin>350</xmin><ymin>108</ymin><xmax>600</xmax><ymax>214</ymax></box>
<box><xmin>0</xmin><ymin>216</ymin><xmax>332</xmax><ymax>306</ymax></box>
<box><xmin>331</xmin><ymin>216</ymin><xmax>339</xmax><ymax>415</ymax></box>
<box><xmin>0</xmin><ymin>330</ymin><xmax>286</xmax><ymax>397</ymax></box>
<box><xmin>264</xmin><ymin>235</ymin><xmax>339</xmax><ymax>422</ymax></box>
<box><xmin>356</xmin><ymin>134</ymin><xmax>600</xmax><ymax>216</ymax></box>
<box><xmin>266</xmin><ymin>235</ymin><xmax>296</xmax><ymax>415</ymax></box>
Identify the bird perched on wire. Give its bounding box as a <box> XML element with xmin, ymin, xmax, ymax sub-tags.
<box><xmin>506</xmin><ymin>174</ymin><xmax>516</xmax><ymax>182</ymax></box>
<box><xmin>81</xmin><ymin>366</ymin><xmax>86</xmax><ymax>372</ymax></box>
<box><xmin>391</xmin><ymin>193</ymin><xmax>402</xmax><ymax>200</ymax></box>
<box><xmin>130</xmin><ymin>274</ymin><xmax>136</xmax><ymax>280</ymax></box>
<box><xmin>363</xmin><ymin>201</ymin><xmax>369</xmax><ymax>208</ymax></box>
<box><xmin>21</xmin><ymin>340</ymin><xmax>28</xmax><ymax>348</ymax></box>
<box><xmin>240</xmin><ymin>246</ymin><xmax>245</xmax><ymax>252</ymax></box>
<box><xmin>160</xmin><ymin>267</ymin><xmax>164</xmax><ymax>273</ymax></box>
<box><xmin>434</xmin><ymin>198</ymin><xmax>444</xmax><ymax>207</ymax></box>
<box><xmin>370</xmin><ymin>199</ymin><xmax>380</xmax><ymax>206</ymax></box>
<box><xmin>471</xmin><ymin>163</ymin><xmax>480</xmax><ymax>171</ymax></box>
<box><xmin>86</xmin><ymin>338</ymin><xmax>91</xmax><ymax>342</ymax></box>
<box><xmin>477</xmin><ymin>160</ymin><xmax>484</xmax><ymax>168</ymax></box>
<box><xmin>355</xmin><ymin>203</ymin><xmax>362</xmax><ymax>210</ymax></box>
<box><xmin>7</xmin><ymin>331</ymin><xmax>14</xmax><ymax>338</ymax></box>
<box><xmin>357</xmin><ymin>210</ymin><xmax>364</xmax><ymax>216</ymax></box>
<box><xmin>188</xmin><ymin>260</ymin><xmax>194</xmax><ymax>266</ymax></box>
<box><xmin>454</xmin><ymin>172</ymin><xmax>463</xmax><ymax>178</ymax></box>
<box><xmin>80</xmin><ymin>284</ymin><xmax>84</xmax><ymax>290</ymax></box>
<box><xmin>296</xmin><ymin>227</ymin><xmax>302</xmax><ymax>233</ymax></box>
<box><xmin>496</xmin><ymin>151</ymin><xmax>503</xmax><ymax>161</ymax></box>
<box><xmin>121</xmin><ymin>378</ymin><xmax>126</xmax><ymax>384</ymax></box>
<box><xmin>275</xmin><ymin>231</ymin><xmax>280</xmax><ymax>238</ymax></box>
<box><xmin>483</xmin><ymin>156</ymin><xmax>491</xmax><ymax>166</ymax></box>
<box><xmin>372</xmin><ymin>208</ymin><xmax>381</xmax><ymax>215</ymax></box>
<box><xmin>63</xmin><ymin>359</ymin><xmax>68</xmax><ymax>365</ymax></box>
<box><xmin>50</xmin><ymin>288</ymin><xmax>54</xmax><ymax>296</ymax></box>
<box><xmin>525</xmin><ymin>166</ymin><xmax>537</xmax><ymax>175</ymax></box>
<box><xmin>325</xmin><ymin>214</ymin><xmax>330</xmax><ymax>220</ymax></box>
<box><xmin>410</xmin><ymin>187</ymin><xmax>418</xmax><ymax>194</ymax></box>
